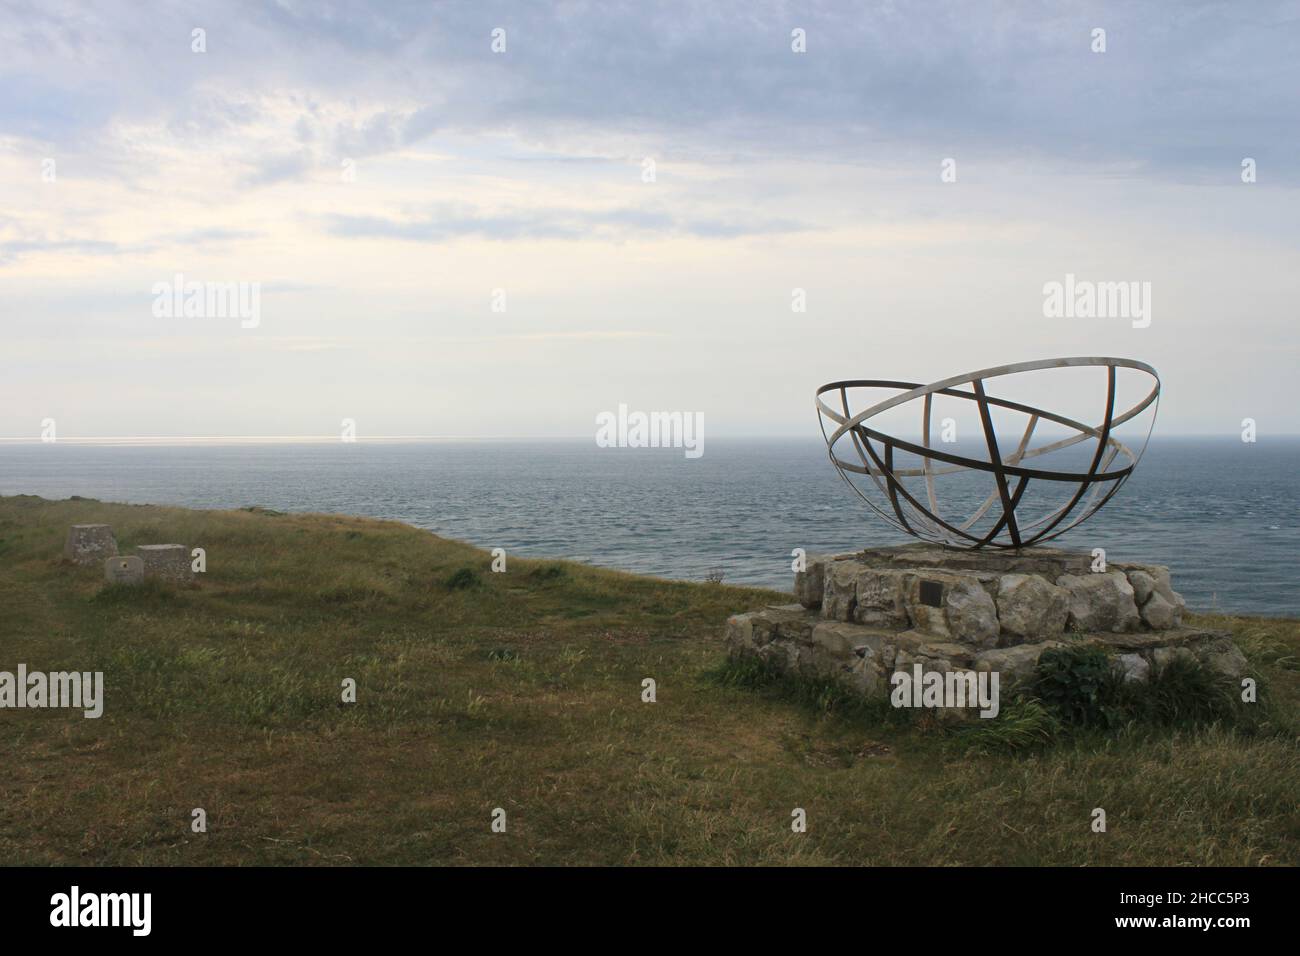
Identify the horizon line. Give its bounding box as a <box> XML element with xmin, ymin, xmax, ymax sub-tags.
<box><xmin>0</xmin><ymin>433</ymin><xmax>1294</xmax><ymax>447</ymax></box>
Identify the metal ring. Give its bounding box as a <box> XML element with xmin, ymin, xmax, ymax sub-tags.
<box><xmin>815</xmin><ymin>357</ymin><xmax>1160</xmax><ymax>549</ymax></box>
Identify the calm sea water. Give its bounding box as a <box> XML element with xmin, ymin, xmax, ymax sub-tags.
<box><xmin>1</xmin><ymin>438</ymin><xmax>1296</xmax><ymax>616</ymax></box>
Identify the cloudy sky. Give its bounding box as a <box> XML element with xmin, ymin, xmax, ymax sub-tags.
<box><xmin>2</xmin><ymin>0</ymin><xmax>1297</xmax><ymax>439</ymax></box>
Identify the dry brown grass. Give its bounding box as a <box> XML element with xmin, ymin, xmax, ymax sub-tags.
<box><xmin>1</xmin><ymin>495</ymin><xmax>1296</xmax><ymax>866</ymax></box>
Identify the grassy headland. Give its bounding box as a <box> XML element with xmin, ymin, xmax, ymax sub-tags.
<box><xmin>1</xmin><ymin>495</ymin><xmax>1296</xmax><ymax>866</ymax></box>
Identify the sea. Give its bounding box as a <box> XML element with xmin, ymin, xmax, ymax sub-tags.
<box><xmin>1</xmin><ymin>437</ymin><xmax>1295</xmax><ymax>617</ymax></box>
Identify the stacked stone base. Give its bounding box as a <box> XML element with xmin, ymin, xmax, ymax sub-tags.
<box><xmin>726</xmin><ymin>545</ymin><xmax>1246</xmax><ymax>696</ymax></box>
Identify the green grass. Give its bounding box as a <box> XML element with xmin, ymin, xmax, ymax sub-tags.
<box><xmin>0</xmin><ymin>494</ymin><xmax>1297</xmax><ymax>866</ymax></box>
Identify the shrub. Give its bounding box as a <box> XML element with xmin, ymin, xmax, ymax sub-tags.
<box><xmin>1118</xmin><ymin>655</ymin><xmax>1240</xmax><ymax>726</ymax></box>
<box><xmin>1032</xmin><ymin>644</ymin><xmax>1251</xmax><ymax>732</ymax></box>
<box><xmin>528</xmin><ymin>563</ymin><xmax>568</xmax><ymax>582</ymax></box>
<box><xmin>445</xmin><ymin>567</ymin><xmax>481</xmax><ymax>590</ymax></box>
<box><xmin>1031</xmin><ymin>644</ymin><xmax>1124</xmax><ymax>728</ymax></box>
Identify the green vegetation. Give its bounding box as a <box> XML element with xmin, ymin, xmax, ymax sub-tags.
<box><xmin>444</xmin><ymin>566</ymin><xmax>482</xmax><ymax>590</ymax></box>
<box><xmin>0</xmin><ymin>494</ymin><xmax>1296</xmax><ymax>866</ymax></box>
<box><xmin>1020</xmin><ymin>643</ymin><xmax>1251</xmax><ymax>732</ymax></box>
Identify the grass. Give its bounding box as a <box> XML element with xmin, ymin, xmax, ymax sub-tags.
<box><xmin>0</xmin><ymin>494</ymin><xmax>1297</xmax><ymax>866</ymax></box>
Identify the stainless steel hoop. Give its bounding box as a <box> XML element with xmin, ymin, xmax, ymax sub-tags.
<box><xmin>815</xmin><ymin>357</ymin><xmax>1160</xmax><ymax>549</ymax></box>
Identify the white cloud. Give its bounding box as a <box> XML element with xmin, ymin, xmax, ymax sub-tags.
<box><xmin>0</xmin><ymin>1</ymin><xmax>1297</xmax><ymax>437</ymax></box>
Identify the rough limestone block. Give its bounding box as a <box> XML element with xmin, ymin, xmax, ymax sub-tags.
<box><xmin>1151</xmin><ymin>645</ymin><xmax>1197</xmax><ymax>671</ymax></box>
<box><xmin>917</xmin><ymin>641</ymin><xmax>977</xmax><ymax>666</ymax></box>
<box><xmin>1138</xmin><ymin>590</ymin><xmax>1181</xmax><ymax>629</ymax></box>
<box><xmin>752</xmin><ymin>604</ymin><xmax>817</xmax><ymax>646</ymax></box>
<box><xmin>940</xmin><ymin>579</ymin><xmax>1000</xmax><ymax>647</ymax></box>
<box><xmin>1192</xmin><ymin>636</ymin><xmax>1249</xmax><ymax>679</ymax></box>
<box><xmin>803</xmin><ymin>645</ymin><xmax>851</xmax><ymax>680</ymax></box>
<box><xmin>794</xmin><ymin>556</ymin><xmax>827</xmax><ymax>609</ymax></box>
<box><xmin>851</xmin><ymin>567</ymin><xmax>908</xmax><ymax>628</ymax></box>
<box><xmin>811</xmin><ymin>621</ymin><xmax>895</xmax><ymax>661</ymax></box>
<box><xmin>64</xmin><ymin>524</ymin><xmax>118</xmax><ymax>566</ymax></box>
<box><xmin>973</xmin><ymin>640</ymin><xmax>1066</xmax><ymax>683</ymax></box>
<box><xmin>103</xmin><ymin>555</ymin><xmax>144</xmax><ymax>586</ymax></box>
<box><xmin>725</xmin><ymin>613</ymin><xmax>758</xmax><ymax>651</ymax></box>
<box><xmin>1125</xmin><ymin>565</ymin><xmax>1175</xmax><ymax>603</ymax></box>
<box><xmin>894</xmin><ymin>630</ymin><xmax>975</xmax><ymax>666</ymax></box>
<box><xmin>756</xmin><ymin>639</ymin><xmax>797</xmax><ymax>669</ymax></box>
<box><xmin>847</xmin><ymin>654</ymin><xmax>887</xmax><ymax>696</ymax></box>
<box><xmin>1117</xmin><ymin>652</ymin><xmax>1150</xmax><ymax>683</ymax></box>
<box><xmin>1055</xmin><ymin>570</ymin><xmax>1141</xmax><ymax>633</ymax></box>
<box><xmin>137</xmin><ymin>544</ymin><xmax>194</xmax><ymax>582</ymax></box>
<box><xmin>892</xmin><ymin>632</ymin><xmax>983</xmax><ymax>677</ymax></box>
<box><xmin>902</xmin><ymin>573</ymin><xmax>1000</xmax><ymax>648</ymax></box>
<box><xmin>821</xmin><ymin>561</ymin><xmax>859</xmax><ymax>621</ymax></box>
<box><xmin>894</xmin><ymin>648</ymin><xmax>951</xmax><ymax>674</ymax></box>
<box><xmin>1126</xmin><ymin>567</ymin><xmax>1185</xmax><ymax>629</ymax></box>
<box><xmin>857</xmin><ymin>543</ymin><xmax>1091</xmax><ymax>577</ymax></box>
<box><xmin>810</xmin><ymin>621</ymin><xmax>862</xmax><ymax>657</ymax></box>
<box><xmin>853</xmin><ymin>629</ymin><xmax>896</xmax><ymax>665</ymax></box>
<box><xmin>996</xmin><ymin>573</ymin><xmax>1070</xmax><ymax>643</ymax></box>
<box><xmin>762</xmin><ymin>632</ymin><xmax>841</xmax><ymax>679</ymax></box>
<box><xmin>1082</xmin><ymin>625</ymin><xmax>1219</xmax><ymax>655</ymax></box>
<box><xmin>855</xmin><ymin>642</ymin><xmax>895</xmax><ymax>677</ymax></box>
<box><xmin>852</xmin><ymin>628</ymin><xmax>898</xmax><ymax>673</ymax></box>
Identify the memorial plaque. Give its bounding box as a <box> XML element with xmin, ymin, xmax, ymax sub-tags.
<box><xmin>919</xmin><ymin>579</ymin><xmax>944</xmax><ymax>608</ymax></box>
<box><xmin>104</xmin><ymin>555</ymin><xmax>144</xmax><ymax>585</ymax></box>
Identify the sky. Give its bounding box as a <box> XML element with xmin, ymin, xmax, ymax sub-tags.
<box><xmin>1</xmin><ymin>0</ymin><xmax>1298</xmax><ymax>440</ymax></box>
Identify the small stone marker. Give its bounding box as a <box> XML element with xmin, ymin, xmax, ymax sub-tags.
<box><xmin>104</xmin><ymin>555</ymin><xmax>144</xmax><ymax>585</ymax></box>
<box><xmin>64</xmin><ymin>524</ymin><xmax>118</xmax><ymax>566</ymax></box>
<box><xmin>137</xmin><ymin>544</ymin><xmax>194</xmax><ymax>582</ymax></box>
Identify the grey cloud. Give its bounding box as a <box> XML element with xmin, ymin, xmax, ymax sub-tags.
<box><xmin>241</xmin><ymin>149</ymin><xmax>315</xmax><ymax>186</ymax></box>
<box><xmin>324</xmin><ymin>203</ymin><xmax>805</xmax><ymax>242</ymax></box>
<box><xmin>0</xmin><ymin>227</ymin><xmax>263</xmax><ymax>267</ymax></box>
<box><xmin>0</xmin><ymin>237</ymin><xmax>121</xmax><ymax>265</ymax></box>
<box><xmin>164</xmin><ymin>228</ymin><xmax>262</xmax><ymax>245</ymax></box>
<box><xmin>4</xmin><ymin>1</ymin><xmax>1298</xmax><ymax>180</ymax></box>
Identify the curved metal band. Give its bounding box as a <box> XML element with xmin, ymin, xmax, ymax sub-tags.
<box><xmin>814</xmin><ymin>357</ymin><xmax>1160</xmax><ymax>549</ymax></box>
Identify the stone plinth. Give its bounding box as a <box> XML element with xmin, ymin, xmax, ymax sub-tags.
<box><xmin>137</xmin><ymin>544</ymin><xmax>193</xmax><ymax>582</ymax></box>
<box><xmin>795</xmin><ymin>544</ymin><xmax>1186</xmax><ymax>637</ymax></box>
<box><xmin>729</xmin><ymin>545</ymin><xmax>1244</xmax><ymax>696</ymax></box>
<box><xmin>104</xmin><ymin>555</ymin><xmax>144</xmax><ymax>586</ymax></box>
<box><xmin>64</xmin><ymin>524</ymin><xmax>118</xmax><ymax>566</ymax></box>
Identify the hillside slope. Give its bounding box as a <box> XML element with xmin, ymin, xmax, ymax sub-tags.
<box><xmin>1</xmin><ymin>495</ymin><xmax>1296</xmax><ymax>865</ymax></box>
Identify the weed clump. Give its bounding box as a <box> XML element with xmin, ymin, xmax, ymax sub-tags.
<box><xmin>712</xmin><ymin>640</ymin><xmax>1261</xmax><ymax>755</ymax></box>
<box><xmin>1031</xmin><ymin>645</ymin><xmax>1122</xmax><ymax>728</ymax></box>
<box><xmin>527</xmin><ymin>563</ymin><xmax>568</xmax><ymax>583</ymax></box>
<box><xmin>445</xmin><ymin>567</ymin><xmax>482</xmax><ymax>590</ymax></box>
<box><xmin>1031</xmin><ymin>644</ymin><xmax>1244</xmax><ymax>730</ymax></box>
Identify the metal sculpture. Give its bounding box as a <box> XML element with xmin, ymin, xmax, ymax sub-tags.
<box><xmin>816</xmin><ymin>357</ymin><xmax>1160</xmax><ymax>549</ymax></box>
